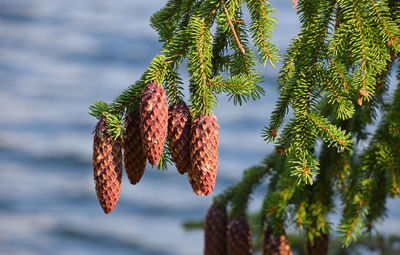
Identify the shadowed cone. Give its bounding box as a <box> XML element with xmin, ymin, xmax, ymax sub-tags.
<box><xmin>123</xmin><ymin>112</ymin><xmax>147</xmax><ymax>184</ymax></box>
<box><xmin>227</xmin><ymin>217</ymin><xmax>252</xmax><ymax>255</ymax></box>
<box><xmin>204</xmin><ymin>204</ymin><xmax>227</xmax><ymax>255</ymax></box>
<box><xmin>263</xmin><ymin>230</ymin><xmax>292</xmax><ymax>255</ymax></box>
<box><xmin>168</xmin><ymin>102</ymin><xmax>192</xmax><ymax>174</ymax></box>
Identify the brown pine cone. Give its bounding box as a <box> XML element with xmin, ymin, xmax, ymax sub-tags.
<box><xmin>123</xmin><ymin>112</ymin><xmax>147</xmax><ymax>185</ymax></box>
<box><xmin>273</xmin><ymin>234</ymin><xmax>292</xmax><ymax>255</ymax></box>
<box><xmin>92</xmin><ymin>117</ymin><xmax>123</xmax><ymax>214</ymax></box>
<box><xmin>168</xmin><ymin>102</ymin><xmax>192</xmax><ymax>174</ymax></box>
<box><xmin>263</xmin><ymin>230</ymin><xmax>292</xmax><ymax>255</ymax></box>
<box><xmin>204</xmin><ymin>204</ymin><xmax>227</xmax><ymax>255</ymax></box>
<box><xmin>189</xmin><ymin>113</ymin><xmax>219</xmax><ymax>195</ymax></box>
<box><xmin>262</xmin><ymin>228</ymin><xmax>274</xmax><ymax>255</ymax></box>
<box><xmin>227</xmin><ymin>217</ymin><xmax>252</xmax><ymax>255</ymax></box>
<box><xmin>140</xmin><ymin>82</ymin><xmax>168</xmax><ymax>166</ymax></box>
<box><xmin>306</xmin><ymin>233</ymin><xmax>329</xmax><ymax>255</ymax></box>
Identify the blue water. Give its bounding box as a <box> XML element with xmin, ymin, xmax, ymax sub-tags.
<box><xmin>0</xmin><ymin>1</ymin><xmax>399</xmax><ymax>254</ymax></box>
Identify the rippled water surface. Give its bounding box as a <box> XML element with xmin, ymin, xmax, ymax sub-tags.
<box><xmin>0</xmin><ymin>1</ymin><xmax>399</xmax><ymax>254</ymax></box>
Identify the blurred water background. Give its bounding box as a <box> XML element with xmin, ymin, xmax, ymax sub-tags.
<box><xmin>0</xmin><ymin>1</ymin><xmax>399</xmax><ymax>254</ymax></box>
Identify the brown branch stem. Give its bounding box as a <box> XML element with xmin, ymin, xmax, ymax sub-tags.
<box><xmin>221</xmin><ymin>0</ymin><xmax>246</xmax><ymax>55</ymax></box>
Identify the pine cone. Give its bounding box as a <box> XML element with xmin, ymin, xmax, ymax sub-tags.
<box><xmin>262</xmin><ymin>228</ymin><xmax>274</xmax><ymax>255</ymax></box>
<box><xmin>306</xmin><ymin>233</ymin><xmax>329</xmax><ymax>255</ymax></box>
<box><xmin>264</xmin><ymin>233</ymin><xmax>292</xmax><ymax>255</ymax></box>
<box><xmin>204</xmin><ymin>204</ymin><xmax>227</xmax><ymax>255</ymax></box>
<box><xmin>189</xmin><ymin>113</ymin><xmax>219</xmax><ymax>195</ymax></box>
<box><xmin>140</xmin><ymin>82</ymin><xmax>168</xmax><ymax>166</ymax></box>
<box><xmin>92</xmin><ymin>117</ymin><xmax>122</xmax><ymax>214</ymax></box>
<box><xmin>168</xmin><ymin>102</ymin><xmax>192</xmax><ymax>174</ymax></box>
<box><xmin>123</xmin><ymin>112</ymin><xmax>147</xmax><ymax>184</ymax></box>
<box><xmin>227</xmin><ymin>217</ymin><xmax>252</xmax><ymax>255</ymax></box>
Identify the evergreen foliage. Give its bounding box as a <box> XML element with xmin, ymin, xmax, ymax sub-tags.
<box><xmin>209</xmin><ymin>0</ymin><xmax>400</xmax><ymax>249</ymax></box>
<box><xmin>90</xmin><ymin>0</ymin><xmax>278</xmax><ymax>169</ymax></box>
<box><xmin>89</xmin><ymin>0</ymin><xmax>400</xmax><ymax>253</ymax></box>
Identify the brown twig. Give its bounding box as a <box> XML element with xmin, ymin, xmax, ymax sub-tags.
<box><xmin>221</xmin><ymin>0</ymin><xmax>246</xmax><ymax>55</ymax></box>
<box><xmin>231</xmin><ymin>19</ymin><xmax>246</xmax><ymax>24</ymax></box>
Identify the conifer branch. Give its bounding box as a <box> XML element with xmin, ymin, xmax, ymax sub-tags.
<box><xmin>308</xmin><ymin>112</ymin><xmax>352</xmax><ymax>151</ymax></box>
<box><xmin>221</xmin><ymin>0</ymin><xmax>246</xmax><ymax>56</ymax></box>
<box><xmin>231</xmin><ymin>19</ymin><xmax>246</xmax><ymax>24</ymax></box>
<box><xmin>246</xmin><ymin>0</ymin><xmax>280</xmax><ymax>67</ymax></box>
<box><xmin>348</xmin><ymin>0</ymin><xmax>368</xmax><ymax>93</ymax></box>
<box><xmin>230</xmin><ymin>165</ymin><xmax>271</xmax><ymax>218</ymax></box>
<box><xmin>325</xmin><ymin>53</ymin><xmax>349</xmax><ymax>91</ymax></box>
<box><xmin>188</xmin><ymin>17</ymin><xmax>215</xmax><ymax>115</ymax></box>
<box><xmin>369</xmin><ymin>0</ymin><xmax>400</xmax><ymax>49</ymax></box>
<box><xmin>209</xmin><ymin>74</ymin><xmax>264</xmax><ymax>105</ymax></box>
<box><xmin>89</xmin><ymin>100</ymin><xmax>110</xmax><ymax>120</ymax></box>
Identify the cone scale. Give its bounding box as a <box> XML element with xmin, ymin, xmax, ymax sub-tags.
<box><xmin>263</xmin><ymin>231</ymin><xmax>292</xmax><ymax>255</ymax></box>
<box><xmin>262</xmin><ymin>229</ymin><xmax>274</xmax><ymax>255</ymax></box>
<box><xmin>123</xmin><ymin>112</ymin><xmax>147</xmax><ymax>184</ymax></box>
<box><xmin>227</xmin><ymin>217</ymin><xmax>252</xmax><ymax>255</ymax></box>
<box><xmin>140</xmin><ymin>82</ymin><xmax>168</xmax><ymax>166</ymax></box>
<box><xmin>189</xmin><ymin>113</ymin><xmax>219</xmax><ymax>195</ymax></box>
<box><xmin>204</xmin><ymin>204</ymin><xmax>227</xmax><ymax>255</ymax></box>
<box><xmin>92</xmin><ymin>117</ymin><xmax>123</xmax><ymax>214</ymax></box>
<box><xmin>168</xmin><ymin>102</ymin><xmax>192</xmax><ymax>174</ymax></box>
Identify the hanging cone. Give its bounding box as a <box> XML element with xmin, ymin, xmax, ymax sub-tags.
<box><xmin>263</xmin><ymin>234</ymin><xmax>292</xmax><ymax>255</ymax></box>
<box><xmin>140</xmin><ymin>82</ymin><xmax>168</xmax><ymax>166</ymax></box>
<box><xmin>204</xmin><ymin>204</ymin><xmax>227</xmax><ymax>255</ymax></box>
<box><xmin>262</xmin><ymin>228</ymin><xmax>274</xmax><ymax>255</ymax></box>
<box><xmin>168</xmin><ymin>102</ymin><xmax>192</xmax><ymax>174</ymax></box>
<box><xmin>123</xmin><ymin>112</ymin><xmax>147</xmax><ymax>184</ymax></box>
<box><xmin>306</xmin><ymin>233</ymin><xmax>329</xmax><ymax>255</ymax></box>
<box><xmin>227</xmin><ymin>217</ymin><xmax>252</xmax><ymax>255</ymax></box>
<box><xmin>92</xmin><ymin>117</ymin><xmax>122</xmax><ymax>214</ymax></box>
<box><xmin>189</xmin><ymin>113</ymin><xmax>219</xmax><ymax>195</ymax></box>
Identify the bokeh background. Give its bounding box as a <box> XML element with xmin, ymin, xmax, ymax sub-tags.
<box><xmin>0</xmin><ymin>1</ymin><xmax>399</xmax><ymax>254</ymax></box>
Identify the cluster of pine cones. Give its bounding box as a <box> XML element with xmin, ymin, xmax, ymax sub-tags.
<box><xmin>204</xmin><ymin>205</ymin><xmax>293</xmax><ymax>255</ymax></box>
<box><xmin>92</xmin><ymin>82</ymin><xmax>219</xmax><ymax>214</ymax></box>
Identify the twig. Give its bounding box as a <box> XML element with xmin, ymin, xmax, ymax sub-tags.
<box><xmin>231</xmin><ymin>19</ymin><xmax>246</xmax><ymax>24</ymax></box>
<box><xmin>221</xmin><ymin>0</ymin><xmax>246</xmax><ymax>55</ymax></box>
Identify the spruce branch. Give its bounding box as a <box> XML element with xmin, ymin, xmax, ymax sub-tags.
<box><xmin>187</xmin><ymin>17</ymin><xmax>215</xmax><ymax>116</ymax></box>
<box><xmin>104</xmin><ymin>112</ymin><xmax>123</xmax><ymax>138</ymax></box>
<box><xmin>308</xmin><ymin>111</ymin><xmax>352</xmax><ymax>152</ymax></box>
<box><xmin>325</xmin><ymin>53</ymin><xmax>349</xmax><ymax>91</ymax></box>
<box><xmin>89</xmin><ymin>100</ymin><xmax>110</xmax><ymax>120</ymax></box>
<box><xmin>211</xmin><ymin>25</ymin><xmax>230</xmax><ymax>76</ymax></box>
<box><xmin>316</xmin><ymin>65</ymin><xmax>354</xmax><ymax>120</ymax></box>
<box><xmin>246</xmin><ymin>0</ymin><xmax>280</xmax><ymax>67</ymax></box>
<box><xmin>230</xmin><ymin>165</ymin><xmax>271</xmax><ymax>218</ymax></box>
<box><xmin>89</xmin><ymin>101</ymin><xmax>123</xmax><ymax>138</ymax></box>
<box><xmin>338</xmin><ymin>195</ymin><xmax>368</xmax><ymax>247</ymax></box>
<box><xmin>156</xmin><ymin>143</ymin><xmax>173</xmax><ymax>171</ymax></box>
<box><xmin>369</xmin><ymin>0</ymin><xmax>400</xmax><ymax>51</ymax></box>
<box><xmin>278</xmin><ymin>38</ymin><xmax>299</xmax><ymax>91</ymax></box>
<box><xmin>224</xmin><ymin>10</ymin><xmax>257</xmax><ymax>76</ymax></box>
<box><xmin>145</xmin><ymin>55</ymin><xmax>168</xmax><ymax>85</ymax></box>
<box><xmin>231</xmin><ymin>19</ymin><xmax>246</xmax><ymax>24</ymax></box>
<box><xmin>261</xmin><ymin>89</ymin><xmax>291</xmax><ymax>143</ymax></box>
<box><xmin>209</xmin><ymin>74</ymin><xmax>264</xmax><ymax>105</ymax></box>
<box><xmin>150</xmin><ymin>0</ymin><xmax>181</xmax><ymax>43</ymax></box>
<box><xmin>164</xmin><ymin>68</ymin><xmax>184</xmax><ymax>104</ymax></box>
<box><xmin>221</xmin><ymin>0</ymin><xmax>246</xmax><ymax>56</ymax></box>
